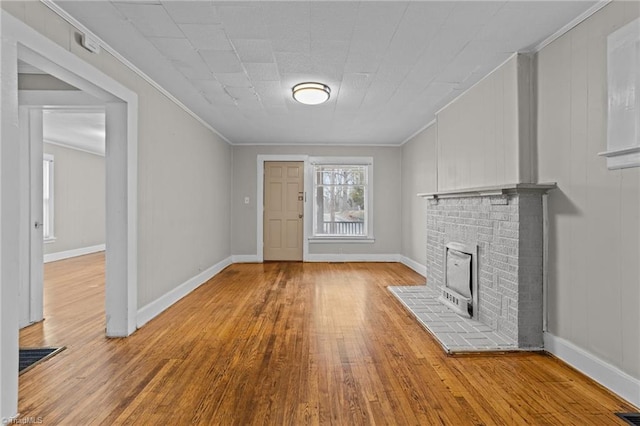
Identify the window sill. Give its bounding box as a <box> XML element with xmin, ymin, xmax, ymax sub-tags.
<box><xmin>309</xmin><ymin>237</ymin><xmax>375</xmax><ymax>244</ymax></box>
<box><xmin>598</xmin><ymin>146</ymin><xmax>640</xmax><ymax>169</ymax></box>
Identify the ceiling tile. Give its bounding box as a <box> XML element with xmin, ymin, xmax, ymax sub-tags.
<box><xmin>335</xmin><ymin>87</ymin><xmax>367</xmax><ymax>111</ymax></box>
<box><xmin>113</xmin><ymin>3</ymin><xmax>183</xmax><ymax>38</ymax></box>
<box><xmin>403</xmin><ymin>2</ymin><xmax>456</xmax><ymax>24</ymax></box>
<box><xmin>350</xmin><ymin>2</ymin><xmax>408</xmax><ymax>45</ymax></box>
<box><xmin>232</xmin><ymin>39</ymin><xmax>275</xmax><ymax>63</ymax></box>
<box><xmin>311</xmin><ymin>40</ymin><xmax>350</xmax><ymax>65</ymax></box>
<box><xmin>253</xmin><ymin>81</ymin><xmax>285</xmax><ymax>105</ymax></box>
<box><xmin>310</xmin><ymin>2</ymin><xmax>359</xmax><ymax>41</ymax></box>
<box><xmin>359</xmin><ymin>82</ymin><xmax>398</xmax><ymax>109</ymax></box>
<box><xmin>217</xmin><ymin>5</ymin><xmax>268</xmax><ymax>39</ymax></box>
<box><xmin>261</xmin><ymin>3</ymin><xmax>310</xmax><ymax>53</ymax></box>
<box><xmin>56</xmin><ymin>1</ymin><xmax>115</xmax><ymax>19</ymax></box>
<box><xmin>203</xmin><ymin>91</ymin><xmax>236</xmax><ymax>106</ymax></box>
<box><xmin>149</xmin><ymin>37</ymin><xmax>196</xmax><ymax>62</ymax></box>
<box><xmin>214</xmin><ymin>72</ymin><xmax>251</xmax><ymax>88</ymax></box>
<box><xmin>422</xmin><ymin>82</ymin><xmax>459</xmax><ymax>103</ymax></box>
<box><xmin>200</xmin><ymin>50</ymin><xmax>243</xmax><ymax>73</ymax></box>
<box><xmin>161</xmin><ymin>1</ymin><xmax>221</xmax><ymax>24</ymax></box>
<box><xmin>342</xmin><ymin>73</ymin><xmax>373</xmax><ymax>91</ymax></box>
<box><xmin>172</xmin><ymin>59</ymin><xmax>212</xmax><ymax>80</ymax></box>
<box><xmin>179</xmin><ymin>24</ymin><xmax>231</xmax><ymax>50</ymax></box>
<box><xmin>191</xmin><ymin>79</ymin><xmax>224</xmax><ymax>95</ymax></box>
<box><xmin>244</xmin><ymin>63</ymin><xmax>280</xmax><ymax>81</ymax></box>
<box><xmin>437</xmin><ymin>41</ymin><xmax>499</xmax><ymax>85</ymax></box>
<box><xmin>274</xmin><ymin>52</ymin><xmax>312</xmax><ymax>74</ymax></box>
<box><xmin>446</xmin><ymin>2</ymin><xmax>506</xmax><ymax>27</ymax></box>
<box><xmin>225</xmin><ymin>87</ymin><xmax>258</xmax><ymax>101</ymax></box>
<box><xmin>55</xmin><ymin>0</ymin><xmax>601</xmax><ymax>145</ymax></box>
<box><xmin>235</xmin><ymin>97</ymin><xmax>263</xmax><ymax>110</ymax></box>
<box><xmin>261</xmin><ymin>2</ymin><xmax>309</xmax><ymax>38</ymax></box>
<box><xmin>271</xmin><ymin>38</ymin><xmax>310</xmax><ymax>54</ymax></box>
<box><xmin>310</xmin><ymin>40</ymin><xmax>349</xmax><ymax>81</ymax></box>
<box><xmin>344</xmin><ymin>45</ymin><xmax>385</xmax><ymax>74</ymax></box>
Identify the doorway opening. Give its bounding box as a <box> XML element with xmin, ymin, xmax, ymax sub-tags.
<box><xmin>1</xmin><ymin>11</ymin><xmax>138</xmax><ymax>418</ymax></box>
<box><xmin>19</xmin><ymin>102</ymin><xmax>108</xmax><ymax>349</ymax></box>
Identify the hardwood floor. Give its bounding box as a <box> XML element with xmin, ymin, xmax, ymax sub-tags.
<box><xmin>19</xmin><ymin>253</ymin><xmax>634</xmax><ymax>425</ymax></box>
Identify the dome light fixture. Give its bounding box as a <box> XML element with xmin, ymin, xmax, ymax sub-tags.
<box><xmin>292</xmin><ymin>82</ymin><xmax>331</xmax><ymax>105</ymax></box>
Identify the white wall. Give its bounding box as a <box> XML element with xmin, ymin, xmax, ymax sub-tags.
<box><xmin>43</xmin><ymin>143</ymin><xmax>105</xmax><ymax>256</ymax></box>
<box><xmin>538</xmin><ymin>0</ymin><xmax>640</xmax><ymax>381</ymax></box>
<box><xmin>436</xmin><ymin>54</ymin><xmax>533</xmax><ymax>191</ymax></box>
<box><xmin>231</xmin><ymin>145</ymin><xmax>402</xmax><ymax>258</ymax></box>
<box><xmin>401</xmin><ymin>124</ymin><xmax>437</xmax><ymax>274</ymax></box>
<box><xmin>2</xmin><ymin>2</ymin><xmax>232</xmax><ymax>309</ymax></box>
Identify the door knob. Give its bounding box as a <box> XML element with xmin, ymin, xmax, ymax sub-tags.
<box><xmin>34</xmin><ymin>221</ymin><xmax>43</xmax><ymax>229</ymax></box>
<box><xmin>298</xmin><ymin>214</ymin><xmax>303</xmax><ymax>219</ymax></box>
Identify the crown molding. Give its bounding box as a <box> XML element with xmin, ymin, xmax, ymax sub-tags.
<box><xmin>40</xmin><ymin>0</ymin><xmax>232</xmax><ymax>145</ymax></box>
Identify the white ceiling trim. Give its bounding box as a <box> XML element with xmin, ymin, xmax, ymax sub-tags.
<box><xmin>400</xmin><ymin>118</ymin><xmax>436</xmax><ymax>146</ymax></box>
<box><xmin>528</xmin><ymin>0</ymin><xmax>612</xmax><ymax>53</ymax></box>
<box><xmin>236</xmin><ymin>142</ymin><xmax>405</xmax><ymax>148</ymax></box>
<box><xmin>40</xmin><ymin>0</ymin><xmax>232</xmax><ymax>145</ymax></box>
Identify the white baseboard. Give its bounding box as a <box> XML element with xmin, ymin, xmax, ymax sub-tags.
<box><xmin>44</xmin><ymin>244</ymin><xmax>105</xmax><ymax>263</ymax></box>
<box><xmin>305</xmin><ymin>253</ymin><xmax>400</xmax><ymax>262</ymax></box>
<box><xmin>137</xmin><ymin>256</ymin><xmax>232</xmax><ymax>328</ymax></box>
<box><xmin>231</xmin><ymin>254</ymin><xmax>260</xmax><ymax>263</ymax></box>
<box><xmin>231</xmin><ymin>253</ymin><xmax>405</xmax><ymax>263</ymax></box>
<box><xmin>399</xmin><ymin>256</ymin><xmax>426</xmax><ymax>277</ymax></box>
<box><xmin>544</xmin><ymin>332</ymin><xmax>640</xmax><ymax>408</ymax></box>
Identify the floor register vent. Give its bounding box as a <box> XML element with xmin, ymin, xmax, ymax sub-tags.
<box><xmin>616</xmin><ymin>413</ymin><xmax>640</xmax><ymax>425</ymax></box>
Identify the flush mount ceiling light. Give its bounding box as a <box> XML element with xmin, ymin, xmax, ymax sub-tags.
<box><xmin>292</xmin><ymin>82</ymin><xmax>331</xmax><ymax>105</ymax></box>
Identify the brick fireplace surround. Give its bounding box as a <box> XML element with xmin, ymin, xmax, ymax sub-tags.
<box><xmin>390</xmin><ymin>183</ymin><xmax>556</xmax><ymax>353</ymax></box>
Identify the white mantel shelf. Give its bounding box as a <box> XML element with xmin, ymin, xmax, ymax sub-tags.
<box><xmin>417</xmin><ymin>183</ymin><xmax>557</xmax><ymax>200</ymax></box>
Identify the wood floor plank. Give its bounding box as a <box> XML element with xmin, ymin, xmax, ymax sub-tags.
<box><xmin>17</xmin><ymin>254</ymin><xmax>635</xmax><ymax>424</ymax></box>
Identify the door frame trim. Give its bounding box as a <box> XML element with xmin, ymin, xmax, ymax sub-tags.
<box><xmin>256</xmin><ymin>155</ymin><xmax>310</xmax><ymax>262</ymax></box>
<box><xmin>18</xmin><ymin>95</ymin><xmax>106</xmax><ymax>329</ymax></box>
<box><xmin>1</xmin><ymin>11</ymin><xmax>138</xmax><ymax>419</ymax></box>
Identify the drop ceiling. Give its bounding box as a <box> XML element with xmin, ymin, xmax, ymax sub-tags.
<box><xmin>52</xmin><ymin>1</ymin><xmax>600</xmax><ymax>145</ymax></box>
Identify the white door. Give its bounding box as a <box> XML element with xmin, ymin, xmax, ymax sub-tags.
<box><xmin>29</xmin><ymin>108</ymin><xmax>45</xmax><ymax>324</ymax></box>
<box><xmin>18</xmin><ymin>108</ymin><xmax>45</xmax><ymax>328</ymax></box>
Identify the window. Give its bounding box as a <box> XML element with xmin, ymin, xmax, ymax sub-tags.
<box><xmin>311</xmin><ymin>157</ymin><xmax>373</xmax><ymax>240</ymax></box>
<box><xmin>601</xmin><ymin>17</ymin><xmax>640</xmax><ymax>169</ymax></box>
<box><xmin>43</xmin><ymin>154</ymin><xmax>55</xmax><ymax>241</ymax></box>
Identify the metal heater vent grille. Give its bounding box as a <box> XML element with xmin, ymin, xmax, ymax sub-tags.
<box><xmin>616</xmin><ymin>413</ymin><xmax>640</xmax><ymax>425</ymax></box>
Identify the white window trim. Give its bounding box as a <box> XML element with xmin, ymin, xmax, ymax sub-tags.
<box><xmin>43</xmin><ymin>153</ymin><xmax>56</xmax><ymax>242</ymax></box>
<box><xmin>308</xmin><ymin>156</ymin><xmax>374</xmax><ymax>243</ymax></box>
<box><xmin>600</xmin><ymin>17</ymin><xmax>640</xmax><ymax>169</ymax></box>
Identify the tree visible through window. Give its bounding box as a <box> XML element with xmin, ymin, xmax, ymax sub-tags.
<box><xmin>313</xmin><ymin>164</ymin><xmax>369</xmax><ymax>237</ymax></box>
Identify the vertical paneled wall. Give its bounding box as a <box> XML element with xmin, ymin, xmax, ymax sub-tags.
<box><xmin>401</xmin><ymin>124</ymin><xmax>437</xmax><ymax>272</ymax></box>
<box><xmin>538</xmin><ymin>1</ymin><xmax>640</xmax><ymax>379</ymax></box>
<box><xmin>436</xmin><ymin>54</ymin><xmax>536</xmax><ymax>191</ymax></box>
